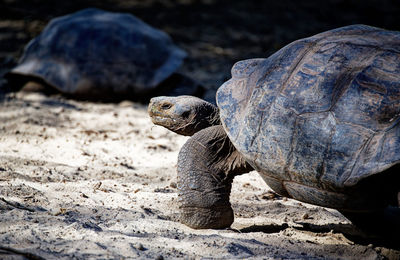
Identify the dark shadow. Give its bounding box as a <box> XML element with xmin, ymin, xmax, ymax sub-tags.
<box><xmin>40</xmin><ymin>99</ymin><xmax>80</xmax><ymax>110</ymax></box>
<box><xmin>238</xmin><ymin>220</ymin><xmax>399</xmax><ymax>250</ymax></box>
<box><xmin>295</xmin><ymin>221</ymin><xmax>400</xmax><ymax>250</ymax></box>
<box><xmin>4</xmin><ymin>72</ymin><xmax>204</xmax><ymax>104</ymax></box>
<box><xmin>1</xmin><ymin>0</ymin><xmax>400</xmax><ymax>94</ymax></box>
<box><xmin>0</xmin><ymin>246</ymin><xmax>45</xmax><ymax>260</ymax></box>
<box><xmin>238</xmin><ymin>223</ymin><xmax>289</xmax><ymax>234</ymax></box>
<box><xmin>0</xmin><ymin>197</ymin><xmax>47</xmax><ymax>213</ymax></box>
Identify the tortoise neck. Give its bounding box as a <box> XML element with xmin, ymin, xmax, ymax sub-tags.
<box><xmin>177</xmin><ymin>125</ymin><xmax>253</xmax><ymax>229</ymax></box>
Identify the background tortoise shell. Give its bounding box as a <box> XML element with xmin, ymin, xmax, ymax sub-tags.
<box><xmin>217</xmin><ymin>25</ymin><xmax>400</xmax><ymax>210</ymax></box>
<box><xmin>8</xmin><ymin>8</ymin><xmax>186</xmax><ymax>96</ymax></box>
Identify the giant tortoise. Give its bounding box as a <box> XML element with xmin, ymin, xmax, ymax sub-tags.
<box><xmin>148</xmin><ymin>25</ymin><xmax>400</xmax><ymax>233</ymax></box>
<box><xmin>6</xmin><ymin>8</ymin><xmax>200</xmax><ymax>100</ymax></box>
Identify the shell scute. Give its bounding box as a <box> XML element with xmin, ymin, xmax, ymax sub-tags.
<box><xmin>9</xmin><ymin>8</ymin><xmax>187</xmax><ymax>96</ymax></box>
<box><xmin>217</xmin><ymin>25</ymin><xmax>400</xmax><ymax>207</ymax></box>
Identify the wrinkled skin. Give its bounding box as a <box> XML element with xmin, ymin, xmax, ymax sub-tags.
<box><xmin>177</xmin><ymin>125</ymin><xmax>252</xmax><ymax>228</ymax></box>
<box><xmin>148</xmin><ymin>95</ymin><xmax>400</xmax><ymax>235</ymax></box>
<box><xmin>148</xmin><ymin>96</ymin><xmax>220</xmax><ymax>136</ymax></box>
<box><xmin>148</xmin><ymin>96</ymin><xmax>253</xmax><ymax>228</ymax></box>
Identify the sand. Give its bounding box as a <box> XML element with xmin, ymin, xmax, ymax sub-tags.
<box><xmin>0</xmin><ymin>90</ymin><xmax>399</xmax><ymax>259</ymax></box>
<box><xmin>1</xmin><ymin>0</ymin><xmax>400</xmax><ymax>258</ymax></box>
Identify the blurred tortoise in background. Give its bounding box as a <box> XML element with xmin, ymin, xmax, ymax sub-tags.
<box><xmin>5</xmin><ymin>8</ymin><xmax>202</xmax><ymax>101</ymax></box>
<box><xmin>149</xmin><ymin>25</ymin><xmax>400</xmax><ymax>235</ymax></box>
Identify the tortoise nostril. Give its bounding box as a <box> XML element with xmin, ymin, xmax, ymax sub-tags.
<box><xmin>161</xmin><ymin>103</ymin><xmax>172</xmax><ymax>110</ymax></box>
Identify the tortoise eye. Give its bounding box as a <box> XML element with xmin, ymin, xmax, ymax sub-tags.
<box><xmin>161</xmin><ymin>103</ymin><xmax>172</xmax><ymax>110</ymax></box>
<box><xmin>181</xmin><ymin>111</ymin><xmax>190</xmax><ymax>118</ymax></box>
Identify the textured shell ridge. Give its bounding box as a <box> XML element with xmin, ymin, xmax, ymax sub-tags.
<box><xmin>9</xmin><ymin>8</ymin><xmax>187</xmax><ymax>94</ymax></box>
<box><xmin>217</xmin><ymin>25</ymin><xmax>400</xmax><ymax>195</ymax></box>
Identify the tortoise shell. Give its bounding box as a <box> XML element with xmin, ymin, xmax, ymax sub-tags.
<box><xmin>9</xmin><ymin>8</ymin><xmax>186</xmax><ymax>96</ymax></box>
<box><xmin>217</xmin><ymin>25</ymin><xmax>400</xmax><ymax>210</ymax></box>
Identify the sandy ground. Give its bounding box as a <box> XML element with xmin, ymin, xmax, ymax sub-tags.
<box><xmin>1</xmin><ymin>1</ymin><xmax>400</xmax><ymax>259</ymax></box>
<box><xmin>0</xmin><ymin>90</ymin><xmax>399</xmax><ymax>259</ymax></box>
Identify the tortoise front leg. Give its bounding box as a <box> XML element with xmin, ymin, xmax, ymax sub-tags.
<box><xmin>177</xmin><ymin>125</ymin><xmax>253</xmax><ymax>229</ymax></box>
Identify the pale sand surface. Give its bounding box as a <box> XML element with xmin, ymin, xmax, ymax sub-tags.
<box><xmin>0</xmin><ymin>91</ymin><xmax>399</xmax><ymax>259</ymax></box>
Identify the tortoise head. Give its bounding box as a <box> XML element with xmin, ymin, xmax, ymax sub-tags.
<box><xmin>148</xmin><ymin>95</ymin><xmax>220</xmax><ymax>136</ymax></box>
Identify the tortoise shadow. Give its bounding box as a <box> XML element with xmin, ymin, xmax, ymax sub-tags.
<box><xmin>238</xmin><ymin>221</ymin><xmax>400</xmax><ymax>250</ymax></box>
<box><xmin>3</xmin><ymin>72</ymin><xmax>205</xmax><ymax>104</ymax></box>
<box><xmin>238</xmin><ymin>223</ymin><xmax>289</xmax><ymax>234</ymax></box>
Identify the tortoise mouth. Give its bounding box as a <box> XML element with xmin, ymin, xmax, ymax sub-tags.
<box><xmin>149</xmin><ymin>110</ymin><xmax>194</xmax><ymax>136</ymax></box>
<box><xmin>150</xmin><ymin>114</ymin><xmax>178</xmax><ymax>126</ymax></box>
<box><xmin>148</xmin><ymin>106</ymin><xmax>182</xmax><ymax>128</ymax></box>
